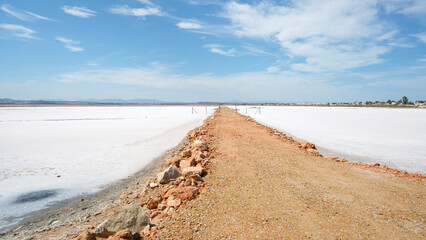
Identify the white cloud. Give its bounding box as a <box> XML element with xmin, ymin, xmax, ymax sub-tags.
<box><xmin>138</xmin><ymin>0</ymin><xmax>154</xmax><ymax>6</ymax></box>
<box><xmin>220</xmin><ymin>0</ymin><xmax>394</xmax><ymax>72</ymax></box>
<box><xmin>46</xmin><ymin>61</ymin><xmax>426</xmax><ymax>101</ymax></box>
<box><xmin>267</xmin><ymin>66</ymin><xmax>280</xmax><ymax>73</ymax></box>
<box><xmin>1</xmin><ymin>4</ymin><xmax>52</xmax><ymax>22</ymax></box>
<box><xmin>177</xmin><ymin>21</ymin><xmax>203</xmax><ymax>29</ymax></box>
<box><xmin>204</xmin><ymin>44</ymin><xmax>236</xmax><ymax>56</ymax></box>
<box><xmin>412</xmin><ymin>33</ymin><xmax>426</xmax><ymax>43</ymax></box>
<box><xmin>0</xmin><ymin>23</ymin><xmax>39</xmax><ymax>39</ymax></box>
<box><xmin>377</xmin><ymin>30</ymin><xmax>399</xmax><ymax>41</ymax></box>
<box><xmin>56</xmin><ymin>37</ymin><xmax>83</xmax><ymax>52</ymax></box>
<box><xmin>54</xmin><ymin>63</ymin><xmax>306</xmax><ymax>92</ymax></box>
<box><xmin>110</xmin><ymin>5</ymin><xmax>163</xmax><ymax>17</ymax></box>
<box><xmin>62</xmin><ymin>6</ymin><xmax>96</xmax><ymax>18</ymax></box>
<box><xmin>242</xmin><ymin>45</ymin><xmax>273</xmax><ymax>56</ymax></box>
<box><xmin>381</xmin><ymin>0</ymin><xmax>426</xmax><ymax>15</ymax></box>
<box><xmin>185</xmin><ymin>0</ymin><xmax>222</xmax><ymax>5</ymax></box>
<box><xmin>399</xmin><ymin>0</ymin><xmax>426</xmax><ymax>15</ymax></box>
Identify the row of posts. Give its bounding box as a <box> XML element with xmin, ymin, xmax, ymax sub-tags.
<box><xmin>191</xmin><ymin>105</ymin><xmax>261</xmax><ymax>115</ymax></box>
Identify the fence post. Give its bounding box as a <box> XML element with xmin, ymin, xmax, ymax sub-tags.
<box><xmin>192</xmin><ymin>107</ymin><xmax>198</xmax><ymax>114</ymax></box>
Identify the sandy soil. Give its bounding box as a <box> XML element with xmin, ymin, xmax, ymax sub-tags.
<box><xmin>157</xmin><ymin>107</ymin><xmax>425</xmax><ymax>239</ymax></box>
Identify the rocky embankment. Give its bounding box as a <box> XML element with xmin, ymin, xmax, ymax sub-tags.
<box><xmin>244</xmin><ymin>116</ymin><xmax>425</xmax><ymax>181</ymax></box>
<box><xmin>67</xmin><ymin>114</ymin><xmax>218</xmax><ymax>240</ymax></box>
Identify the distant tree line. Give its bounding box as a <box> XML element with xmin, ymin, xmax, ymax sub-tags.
<box><xmin>324</xmin><ymin>96</ymin><xmax>425</xmax><ymax>107</ymax></box>
<box><xmin>356</xmin><ymin>96</ymin><xmax>426</xmax><ymax>106</ymax></box>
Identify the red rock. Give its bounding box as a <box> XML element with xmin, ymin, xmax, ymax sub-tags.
<box><xmin>162</xmin><ymin>186</ymin><xmax>199</xmax><ymax>202</ymax></box>
<box><xmin>182</xmin><ymin>166</ymin><xmax>206</xmax><ymax>177</ymax></box>
<box><xmin>323</xmin><ymin>155</ymin><xmax>339</xmax><ymax>161</ymax></box>
<box><xmin>182</xmin><ymin>150</ymin><xmax>192</xmax><ymax>158</ymax></box>
<box><xmin>72</xmin><ymin>231</ymin><xmax>96</xmax><ymax>240</ymax></box>
<box><xmin>166</xmin><ymin>196</ymin><xmax>182</xmax><ymax>208</ymax></box>
<box><xmin>150</xmin><ymin>226</ymin><xmax>157</xmax><ymax>236</ymax></box>
<box><xmin>120</xmin><ymin>193</ymin><xmax>128</xmax><ymax>200</ymax></box>
<box><xmin>168</xmin><ymin>156</ymin><xmax>181</xmax><ymax>167</ymax></box>
<box><xmin>149</xmin><ymin>210</ymin><xmax>160</xmax><ymax>218</ymax></box>
<box><xmin>142</xmin><ymin>225</ymin><xmax>151</xmax><ymax>237</ymax></box>
<box><xmin>185</xmin><ymin>179</ymin><xmax>192</xmax><ymax>186</ymax></box>
<box><xmin>106</xmin><ymin>229</ymin><xmax>134</xmax><ymax>240</ymax></box>
<box><xmin>201</xmin><ymin>161</ymin><xmax>211</xmax><ymax>170</ymax></box>
<box><xmin>157</xmin><ymin>202</ymin><xmax>166</xmax><ymax>210</ymax></box>
<box><xmin>300</xmin><ymin>141</ymin><xmax>316</xmax><ymax>150</ymax></box>
<box><xmin>189</xmin><ymin>128</ymin><xmax>198</xmax><ymax>139</ymax></box>
<box><xmin>179</xmin><ymin>158</ymin><xmax>196</xmax><ymax>171</ymax></box>
<box><xmin>152</xmin><ymin>212</ymin><xmax>169</xmax><ymax>224</ymax></box>
<box><xmin>192</xmin><ymin>140</ymin><xmax>209</xmax><ymax>151</ymax></box>
<box><xmin>163</xmin><ymin>206</ymin><xmax>175</xmax><ymax>216</ymax></box>
<box><xmin>307</xmin><ymin>148</ymin><xmax>319</xmax><ymax>156</ymax></box>
<box><xmin>147</xmin><ymin>197</ymin><xmax>161</xmax><ymax>210</ymax></box>
<box><xmin>187</xmin><ymin>174</ymin><xmax>202</xmax><ymax>182</ymax></box>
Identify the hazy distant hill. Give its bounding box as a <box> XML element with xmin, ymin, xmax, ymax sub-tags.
<box><xmin>0</xmin><ymin>98</ymin><xmax>165</xmax><ymax>105</ymax></box>
<box><xmin>82</xmin><ymin>99</ymin><xmax>165</xmax><ymax>104</ymax></box>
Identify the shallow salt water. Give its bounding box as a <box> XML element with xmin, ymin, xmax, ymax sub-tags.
<box><xmin>0</xmin><ymin>106</ymin><xmax>214</xmax><ymax>232</ymax></box>
<box><xmin>239</xmin><ymin>106</ymin><xmax>426</xmax><ymax>174</ymax></box>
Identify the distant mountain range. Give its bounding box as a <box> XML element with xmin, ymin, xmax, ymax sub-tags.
<box><xmin>0</xmin><ymin>98</ymin><xmax>165</xmax><ymax>105</ymax></box>
<box><xmin>80</xmin><ymin>99</ymin><xmax>165</xmax><ymax>104</ymax></box>
<box><xmin>0</xmin><ymin>98</ymin><xmax>240</xmax><ymax>105</ymax></box>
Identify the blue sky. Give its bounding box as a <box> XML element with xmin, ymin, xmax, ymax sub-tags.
<box><xmin>0</xmin><ymin>0</ymin><xmax>425</xmax><ymax>102</ymax></box>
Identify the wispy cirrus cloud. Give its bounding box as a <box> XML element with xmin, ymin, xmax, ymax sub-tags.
<box><xmin>177</xmin><ymin>21</ymin><xmax>203</xmax><ymax>30</ymax></box>
<box><xmin>1</xmin><ymin>4</ymin><xmax>52</xmax><ymax>22</ymax></box>
<box><xmin>381</xmin><ymin>0</ymin><xmax>426</xmax><ymax>16</ymax></box>
<box><xmin>62</xmin><ymin>6</ymin><xmax>96</xmax><ymax>18</ymax></box>
<box><xmin>242</xmin><ymin>45</ymin><xmax>274</xmax><ymax>56</ymax></box>
<box><xmin>412</xmin><ymin>33</ymin><xmax>426</xmax><ymax>43</ymax></box>
<box><xmin>56</xmin><ymin>37</ymin><xmax>83</xmax><ymax>52</ymax></box>
<box><xmin>204</xmin><ymin>44</ymin><xmax>236</xmax><ymax>56</ymax></box>
<box><xmin>138</xmin><ymin>0</ymin><xmax>155</xmax><ymax>6</ymax></box>
<box><xmin>54</xmin><ymin>63</ymin><xmax>304</xmax><ymax>90</ymax></box>
<box><xmin>110</xmin><ymin>5</ymin><xmax>163</xmax><ymax>18</ymax></box>
<box><xmin>185</xmin><ymin>0</ymin><xmax>222</xmax><ymax>5</ymax></box>
<box><xmin>0</xmin><ymin>23</ymin><xmax>39</xmax><ymax>39</ymax></box>
<box><xmin>53</xmin><ymin>63</ymin><xmax>426</xmax><ymax>102</ymax></box>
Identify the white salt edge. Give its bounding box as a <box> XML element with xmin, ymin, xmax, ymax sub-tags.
<box><xmin>0</xmin><ymin>106</ymin><xmax>215</xmax><ymax>232</ymax></box>
<box><xmin>237</xmin><ymin>106</ymin><xmax>426</xmax><ymax>174</ymax></box>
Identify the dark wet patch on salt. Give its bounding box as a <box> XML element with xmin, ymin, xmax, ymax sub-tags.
<box><xmin>14</xmin><ymin>190</ymin><xmax>59</xmax><ymax>204</ymax></box>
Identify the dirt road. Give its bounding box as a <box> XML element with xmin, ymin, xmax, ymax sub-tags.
<box><xmin>158</xmin><ymin>107</ymin><xmax>425</xmax><ymax>239</ymax></box>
